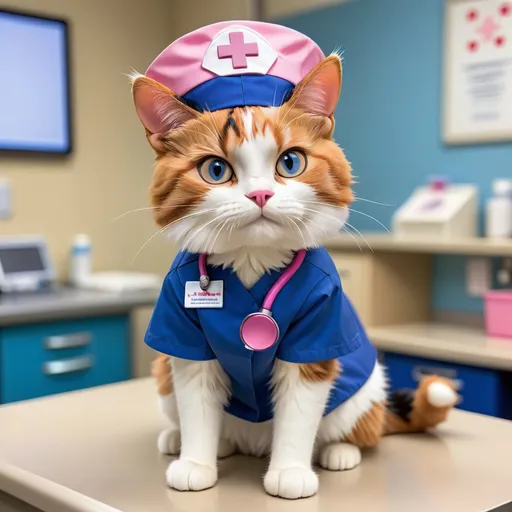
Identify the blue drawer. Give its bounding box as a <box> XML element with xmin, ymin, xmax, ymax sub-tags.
<box><xmin>0</xmin><ymin>315</ymin><xmax>131</xmax><ymax>403</ymax></box>
<box><xmin>383</xmin><ymin>352</ymin><xmax>509</xmax><ymax>418</ymax></box>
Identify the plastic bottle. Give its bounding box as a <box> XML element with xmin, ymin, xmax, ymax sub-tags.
<box><xmin>70</xmin><ymin>234</ymin><xmax>92</xmax><ymax>286</ymax></box>
<box><xmin>486</xmin><ymin>180</ymin><xmax>512</xmax><ymax>238</ymax></box>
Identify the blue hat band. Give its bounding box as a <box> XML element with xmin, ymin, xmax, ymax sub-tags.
<box><xmin>182</xmin><ymin>75</ymin><xmax>295</xmax><ymax>112</ymax></box>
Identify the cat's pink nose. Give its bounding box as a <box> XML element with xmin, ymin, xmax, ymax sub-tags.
<box><xmin>246</xmin><ymin>190</ymin><xmax>274</xmax><ymax>208</ymax></box>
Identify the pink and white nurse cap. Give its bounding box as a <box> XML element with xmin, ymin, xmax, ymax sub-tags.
<box><xmin>145</xmin><ymin>21</ymin><xmax>325</xmax><ymax>112</ymax></box>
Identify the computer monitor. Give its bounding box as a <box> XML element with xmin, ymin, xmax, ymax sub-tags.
<box><xmin>0</xmin><ymin>9</ymin><xmax>72</xmax><ymax>154</ymax></box>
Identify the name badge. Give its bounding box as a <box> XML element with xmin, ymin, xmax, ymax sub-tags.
<box><xmin>185</xmin><ymin>280</ymin><xmax>224</xmax><ymax>308</ymax></box>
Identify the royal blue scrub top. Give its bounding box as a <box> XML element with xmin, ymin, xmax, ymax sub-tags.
<box><xmin>145</xmin><ymin>247</ymin><xmax>377</xmax><ymax>423</ymax></box>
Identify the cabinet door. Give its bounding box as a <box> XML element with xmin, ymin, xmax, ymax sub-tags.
<box><xmin>330</xmin><ymin>252</ymin><xmax>371</xmax><ymax>322</ymax></box>
<box><xmin>0</xmin><ymin>315</ymin><xmax>130</xmax><ymax>403</ymax></box>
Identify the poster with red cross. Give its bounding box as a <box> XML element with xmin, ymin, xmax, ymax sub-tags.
<box><xmin>444</xmin><ymin>0</ymin><xmax>512</xmax><ymax>143</ymax></box>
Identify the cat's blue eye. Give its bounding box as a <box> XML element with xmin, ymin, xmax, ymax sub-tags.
<box><xmin>198</xmin><ymin>157</ymin><xmax>233</xmax><ymax>185</ymax></box>
<box><xmin>276</xmin><ymin>150</ymin><xmax>307</xmax><ymax>178</ymax></box>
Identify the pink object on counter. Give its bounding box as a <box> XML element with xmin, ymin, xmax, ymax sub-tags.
<box><xmin>430</xmin><ymin>178</ymin><xmax>447</xmax><ymax>191</ymax></box>
<box><xmin>484</xmin><ymin>290</ymin><xmax>512</xmax><ymax>339</ymax></box>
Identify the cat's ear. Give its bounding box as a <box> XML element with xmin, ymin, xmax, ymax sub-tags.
<box><xmin>132</xmin><ymin>75</ymin><xmax>198</xmax><ymax>152</ymax></box>
<box><xmin>288</xmin><ymin>54</ymin><xmax>342</xmax><ymax>118</ymax></box>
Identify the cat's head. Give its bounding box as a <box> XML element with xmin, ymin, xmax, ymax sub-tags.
<box><xmin>133</xmin><ymin>51</ymin><xmax>352</xmax><ymax>255</ymax></box>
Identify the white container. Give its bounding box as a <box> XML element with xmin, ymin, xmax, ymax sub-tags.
<box><xmin>393</xmin><ymin>183</ymin><xmax>478</xmax><ymax>239</ymax></box>
<box><xmin>486</xmin><ymin>180</ymin><xmax>512</xmax><ymax>239</ymax></box>
<box><xmin>69</xmin><ymin>234</ymin><xmax>92</xmax><ymax>286</ymax></box>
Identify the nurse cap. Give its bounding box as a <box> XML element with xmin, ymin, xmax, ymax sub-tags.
<box><xmin>144</xmin><ymin>21</ymin><xmax>325</xmax><ymax>112</ymax></box>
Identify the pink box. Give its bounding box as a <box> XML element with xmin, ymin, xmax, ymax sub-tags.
<box><xmin>485</xmin><ymin>290</ymin><xmax>512</xmax><ymax>339</ymax></box>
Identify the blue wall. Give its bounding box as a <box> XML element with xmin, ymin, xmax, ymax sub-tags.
<box><xmin>280</xmin><ymin>0</ymin><xmax>512</xmax><ymax>313</ymax></box>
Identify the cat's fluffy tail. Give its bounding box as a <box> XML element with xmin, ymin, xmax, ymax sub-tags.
<box><xmin>384</xmin><ymin>376</ymin><xmax>459</xmax><ymax>435</ymax></box>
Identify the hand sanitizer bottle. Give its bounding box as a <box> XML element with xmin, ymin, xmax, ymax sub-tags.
<box><xmin>486</xmin><ymin>180</ymin><xmax>512</xmax><ymax>238</ymax></box>
<box><xmin>70</xmin><ymin>234</ymin><xmax>92</xmax><ymax>286</ymax></box>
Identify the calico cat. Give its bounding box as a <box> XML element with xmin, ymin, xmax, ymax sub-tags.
<box><xmin>132</xmin><ymin>21</ymin><xmax>458</xmax><ymax>500</ymax></box>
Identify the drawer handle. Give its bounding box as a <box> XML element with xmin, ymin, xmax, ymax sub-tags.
<box><xmin>43</xmin><ymin>355</ymin><xmax>94</xmax><ymax>376</ymax></box>
<box><xmin>45</xmin><ymin>332</ymin><xmax>91</xmax><ymax>350</ymax></box>
<box><xmin>412</xmin><ymin>366</ymin><xmax>462</xmax><ymax>390</ymax></box>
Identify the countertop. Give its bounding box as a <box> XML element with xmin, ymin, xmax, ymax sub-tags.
<box><xmin>324</xmin><ymin>233</ymin><xmax>512</xmax><ymax>256</ymax></box>
<box><xmin>368</xmin><ymin>322</ymin><xmax>512</xmax><ymax>371</ymax></box>
<box><xmin>0</xmin><ymin>379</ymin><xmax>511</xmax><ymax>512</ymax></box>
<box><xmin>0</xmin><ymin>287</ymin><xmax>159</xmax><ymax>326</ymax></box>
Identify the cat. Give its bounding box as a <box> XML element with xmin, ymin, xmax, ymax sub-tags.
<box><xmin>132</xmin><ymin>29</ymin><xmax>458</xmax><ymax>500</ymax></box>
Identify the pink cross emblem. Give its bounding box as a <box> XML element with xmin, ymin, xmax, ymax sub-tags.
<box><xmin>217</xmin><ymin>31</ymin><xmax>259</xmax><ymax>69</ymax></box>
<box><xmin>477</xmin><ymin>16</ymin><xmax>501</xmax><ymax>41</ymax></box>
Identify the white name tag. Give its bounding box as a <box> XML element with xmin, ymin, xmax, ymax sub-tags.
<box><xmin>184</xmin><ymin>280</ymin><xmax>224</xmax><ymax>308</ymax></box>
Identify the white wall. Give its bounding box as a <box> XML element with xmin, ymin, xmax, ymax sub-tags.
<box><xmin>263</xmin><ymin>0</ymin><xmax>350</xmax><ymax>20</ymax></box>
<box><xmin>170</xmin><ymin>0</ymin><xmax>254</xmax><ymax>35</ymax></box>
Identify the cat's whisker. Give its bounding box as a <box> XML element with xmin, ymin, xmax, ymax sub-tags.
<box><xmin>301</xmin><ymin>200</ymin><xmax>390</xmax><ymax>233</ymax></box>
<box><xmin>204</xmin><ymin>220</ymin><xmax>220</xmax><ymax>254</ymax></box>
<box><xmin>301</xmin><ymin>199</ymin><xmax>348</xmax><ymax>210</ymax></box>
<box><xmin>208</xmin><ymin>217</ymin><xmax>231</xmax><ymax>253</ymax></box>
<box><xmin>112</xmin><ymin>206</ymin><xmax>161</xmax><ymax>222</ymax></box>
<box><xmin>300</xmin><ymin>206</ymin><xmax>346</xmax><ymax>226</ymax></box>
<box><xmin>178</xmin><ymin>126</ymin><xmax>219</xmax><ymax>147</ymax></box>
<box><xmin>112</xmin><ymin>205</ymin><xmax>214</xmax><ymax>222</ymax></box>
<box><xmin>227</xmin><ymin>222</ymin><xmax>235</xmax><ymax>243</ymax></box>
<box><xmin>299</xmin><ymin>205</ymin><xmax>373</xmax><ymax>251</ymax></box>
<box><xmin>235</xmin><ymin>216</ymin><xmax>244</xmax><ymax>231</ymax></box>
<box><xmin>301</xmin><ymin>200</ymin><xmax>348</xmax><ymax>211</ymax></box>
<box><xmin>305</xmin><ymin>218</ymin><xmax>332</xmax><ymax>245</ymax></box>
<box><xmin>301</xmin><ymin>202</ymin><xmax>373</xmax><ymax>252</ymax></box>
<box><xmin>344</xmin><ymin>222</ymin><xmax>374</xmax><ymax>253</ymax></box>
<box><xmin>294</xmin><ymin>216</ymin><xmax>315</xmax><ymax>243</ymax></box>
<box><xmin>182</xmin><ymin>217</ymin><xmax>220</xmax><ymax>251</ymax></box>
<box><xmin>197</xmin><ymin>119</ymin><xmax>219</xmax><ymax>142</ymax></box>
<box><xmin>182</xmin><ymin>212</ymin><xmax>232</xmax><ymax>251</ymax></box>
<box><xmin>281</xmin><ymin>112</ymin><xmax>312</xmax><ymax>134</ymax></box>
<box><xmin>203</xmin><ymin>108</ymin><xmax>222</xmax><ymax>141</ymax></box>
<box><xmin>183</xmin><ymin>106</ymin><xmax>219</xmax><ymax>142</ymax></box>
<box><xmin>341</xmin><ymin>226</ymin><xmax>363</xmax><ymax>253</ymax></box>
<box><xmin>129</xmin><ymin>208</ymin><xmax>216</xmax><ymax>264</ymax></box>
<box><xmin>161</xmin><ymin>208</ymin><xmax>217</xmax><ymax>230</ymax></box>
<box><xmin>276</xmin><ymin>88</ymin><xmax>302</xmax><ymax>130</ymax></box>
<box><xmin>130</xmin><ymin>224</ymin><xmax>170</xmax><ymax>266</ymax></box>
<box><xmin>348</xmin><ymin>208</ymin><xmax>391</xmax><ymax>233</ymax></box>
<box><xmin>285</xmin><ymin>217</ymin><xmax>307</xmax><ymax>248</ymax></box>
<box><xmin>355</xmin><ymin>197</ymin><xmax>395</xmax><ymax>207</ymax></box>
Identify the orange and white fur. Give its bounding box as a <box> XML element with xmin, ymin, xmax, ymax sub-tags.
<box><xmin>132</xmin><ymin>54</ymin><xmax>459</xmax><ymax>499</ymax></box>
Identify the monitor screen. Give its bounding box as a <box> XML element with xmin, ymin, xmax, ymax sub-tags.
<box><xmin>0</xmin><ymin>10</ymin><xmax>71</xmax><ymax>153</ymax></box>
<box><xmin>0</xmin><ymin>246</ymin><xmax>45</xmax><ymax>274</ymax></box>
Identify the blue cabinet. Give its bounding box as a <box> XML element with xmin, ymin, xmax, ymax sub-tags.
<box><xmin>0</xmin><ymin>315</ymin><xmax>131</xmax><ymax>403</ymax></box>
<box><xmin>383</xmin><ymin>351</ymin><xmax>511</xmax><ymax>419</ymax></box>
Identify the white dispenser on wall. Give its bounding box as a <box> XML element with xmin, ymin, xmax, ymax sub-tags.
<box><xmin>393</xmin><ymin>178</ymin><xmax>478</xmax><ymax>239</ymax></box>
<box><xmin>486</xmin><ymin>179</ymin><xmax>512</xmax><ymax>239</ymax></box>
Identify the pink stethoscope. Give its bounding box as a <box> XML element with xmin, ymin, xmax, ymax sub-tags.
<box><xmin>199</xmin><ymin>249</ymin><xmax>306</xmax><ymax>351</ymax></box>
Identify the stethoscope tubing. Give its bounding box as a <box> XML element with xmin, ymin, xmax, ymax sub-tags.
<box><xmin>198</xmin><ymin>249</ymin><xmax>306</xmax><ymax>311</ymax></box>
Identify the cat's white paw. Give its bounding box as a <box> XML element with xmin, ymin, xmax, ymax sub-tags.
<box><xmin>319</xmin><ymin>442</ymin><xmax>361</xmax><ymax>471</ymax></box>
<box><xmin>218</xmin><ymin>438</ymin><xmax>236</xmax><ymax>459</ymax></box>
<box><xmin>157</xmin><ymin>428</ymin><xmax>181</xmax><ymax>455</ymax></box>
<box><xmin>264</xmin><ymin>467</ymin><xmax>318</xmax><ymax>499</ymax></box>
<box><xmin>166</xmin><ymin>459</ymin><xmax>217</xmax><ymax>491</ymax></box>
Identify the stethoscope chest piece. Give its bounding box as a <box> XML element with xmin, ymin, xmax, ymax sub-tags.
<box><xmin>200</xmin><ymin>249</ymin><xmax>306</xmax><ymax>352</ymax></box>
<box><xmin>240</xmin><ymin>309</ymin><xmax>279</xmax><ymax>351</ymax></box>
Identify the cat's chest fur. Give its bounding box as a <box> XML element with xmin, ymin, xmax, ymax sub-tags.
<box><xmin>208</xmin><ymin>248</ymin><xmax>293</xmax><ymax>289</ymax></box>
